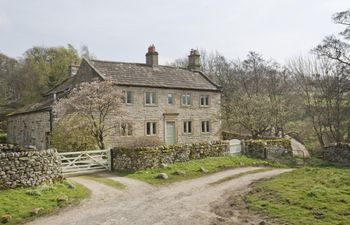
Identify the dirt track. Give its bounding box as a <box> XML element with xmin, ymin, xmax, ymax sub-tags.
<box><xmin>26</xmin><ymin>167</ymin><xmax>292</xmax><ymax>225</ymax></box>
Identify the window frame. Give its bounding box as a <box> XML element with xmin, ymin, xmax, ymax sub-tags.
<box><xmin>200</xmin><ymin>95</ymin><xmax>210</xmax><ymax>107</ymax></box>
<box><xmin>181</xmin><ymin>93</ymin><xmax>192</xmax><ymax>106</ymax></box>
<box><xmin>126</xmin><ymin>91</ymin><xmax>134</xmax><ymax>104</ymax></box>
<box><xmin>167</xmin><ymin>93</ymin><xmax>174</xmax><ymax>105</ymax></box>
<box><xmin>146</xmin><ymin>121</ymin><xmax>157</xmax><ymax>136</ymax></box>
<box><xmin>183</xmin><ymin>120</ymin><xmax>193</xmax><ymax>134</ymax></box>
<box><xmin>120</xmin><ymin>122</ymin><xmax>133</xmax><ymax>137</ymax></box>
<box><xmin>145</xmin><ymin>92</ymin><xmax>157</xmax><ymax>106</ymax></box>
<box><xmin>201</xmin><ymin>121</ymin><xmax>210</xmax><ymax>133</ymax></box>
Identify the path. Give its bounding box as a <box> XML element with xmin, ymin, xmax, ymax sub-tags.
<box><xmin>26</xmin><ymin>167</ymin><xmax>292</xmax><ymax>225</ymax></box>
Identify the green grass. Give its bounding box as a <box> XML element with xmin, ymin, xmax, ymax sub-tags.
<box><xmin>209</xmin><ymin>168</ymin><xmax>273</xmax><ymax>185</ymax></box>
<box><xmin>246</xmin><ymin>167</ymin><xmax>350</xmax><ymax>225</ymax></box>
<box><xmin>118</xmin><ymin>156</ymin><xmax>284</xmax><ymax>185</ymax></box>
<box><xmin>79</xmin><ymin>175</ymin><xmax>126</xmax><ymax>189</ymax></box>
<box><xmin>0</xmin><ymin>180</ymin><xmax>90</xmax><ymax>225</ymax></box>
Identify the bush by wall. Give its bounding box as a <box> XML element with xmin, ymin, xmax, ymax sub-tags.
<box><xmin>243</xmin><ymin>138</ymin><xmax>292</xmax><ymax>160</ymax></box>
<box><xmin>323</xmin><ymin>143</ymin><xmax>350</xmax><ymax>165</ymax></box>
<box><xmin>0</xmin><ymin>144</ymin><xmax>63</xmax><ymax>189</ymax></box>
<box><xmin>112</xmin><ymin>141</ymin><xmax>229</xmax><ymax>171</ymax></box>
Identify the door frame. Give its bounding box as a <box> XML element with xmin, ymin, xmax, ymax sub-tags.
<box><xmin>164</xmin><ymin>120</ymin><xmax>177</xmax><ymax>144</ymax></box>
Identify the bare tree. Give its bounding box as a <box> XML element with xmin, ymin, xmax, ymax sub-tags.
<box><xmin>288</xmin><ymin>56</ymin><xmax>350</xmax><ymax>146</ymax></box>
<box><xmin>53</xmin><ymin>80</ymin><xmax>124</xmax><ymax>149</ymax></box>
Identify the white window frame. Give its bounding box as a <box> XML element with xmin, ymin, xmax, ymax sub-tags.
<box><xmin>183</xmin><ymin>120</ymin><xmax>192</xmax><ymax>134</ymax></box>
<box><xmin>181</xmin><ymin>93</ymin><xmax>192</xmax><ymax>106</ymax></box>
<box><xmin>201</xmin><ymin>121</ymin><xmax>210</xmax><ymax>133</ymax></box>
<box><xmin>145</xmin><ymin>92</ymin><xmax>157</xmax><ymax>105</ymax></box>
<box><xmin>146</xmin><ymin>121</ymin><xmax>157</xmax><ymax>136</ymax></box>
<box><xmin>200</xmin><ymin>95</ymin><xmax>209</xmax><ymax>107</ymax></box>
<box><xmin>167</xmin><ymin>93</ymin><xmax>174</xmax><ymax>105</ymax></box>
<box><xmin>120</xmin><ymin>122</ymin><xmax>133</xmax><ymax>136</ymax></box>
<box><xmin>126</xmin><ymin>91</ymin><xmax>133</xmax><ymax>104</ymax></box>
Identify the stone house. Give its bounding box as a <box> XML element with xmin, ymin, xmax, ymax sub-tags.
<box><xmin>7</xmin><ymin>46</ymin><xmax>222</xmax><ymax>150</ymax></box>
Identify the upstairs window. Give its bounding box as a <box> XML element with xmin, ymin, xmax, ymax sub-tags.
<box><xmin>181</xmin><ymin>94</ymin><xmax>192</xmax><ymax>106</ymax></box>
<box><xmin>126</xmin><ymin>91</ymin><xmax>133</xmax><ymax>104</ymax></box>
<box><xmin>145</xmin><ymin>92</ymin><xmax>157</xmax><ymax>105</ymax></box>
<box><xmin>201</xmin><ymin>121</ymin><xmax>210</xmax><ymax>133</ymax></box>
<box><xmin>121</xmin><ymin>122</ymin><xmax>133</xmax><ymax>136</ymax></box>
<box><xmin>183</xmin><ymin>121</ymin><xmax>192</xmax><ymax>134</ymax></box>
<box><xmin>122</xmin><ymin>91</ymin><xmax>134</xmax><ymax>104</ymax></box>
<box><xmin>167</xmin><ymin>93</ymin><xmax>173</xmax><ymax>104</ymax></box>
<box><xmin>200</xmin><ymin>95</ymin><xmax>209</xmax><ymax>107</ymax></box>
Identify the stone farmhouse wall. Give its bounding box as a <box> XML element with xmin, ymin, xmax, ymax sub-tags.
<box><xmin>0</xmin><ymin>144</ymin><xmax>62</xmax><ymax>189</ymax></box>
<box><xmin>106</xmin><ymin>86</ymin><xmax>221</xmax><ymax>148</ymax></box>
<box><xmin>323</xmin><ymin>143</ymin><xmax>350</xmax><ymax>165</ymax></box>
<box><xmin>7</xmin><ymin>111</ymin><xmax>51</xmax><ymax>150</ymax></box>
<box><xmin>242</xmin><ymin>139</ymin><xmax>292</xmax><ymax>160</ymax></box>
<box><xmin>112</xmin><ymin>141</ymin><xmax>229</xmax><ymax>171</ymax></box>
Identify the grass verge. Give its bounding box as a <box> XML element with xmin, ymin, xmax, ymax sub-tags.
<box><xmin>79</xmin><ymin>175</ymin><xmax>126</xmax><ymax>190</ymax></box>
<box><xmin>209</xmin><ymin>168</ymin><xmax>274</xmax><ymax>186</ymax></box>
<box><xmin>246</xmin><ymin>167</ymin><xmax>350</xmax><ymax>225</ymax></box>
<box><xmin>0</xmin><ymin>180</ymin><xmax>90</xmax><ymax>225</ymax></box>
<box><xmin>118</xmin><ymin>155</ymin><xmax>284</xmax><ymax>185</ymax></box>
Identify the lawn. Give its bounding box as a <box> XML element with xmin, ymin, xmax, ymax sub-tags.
<box><xmin>246</xmin><ymin>167</ymin><xmax>350</xmax><ymax>225</ymax></box>
<box><xmin>0</xmin><ymin>180</ymin><xmax>90</xmax><ymax>225</ymax></box>
<box><xmin>120</xmin><ymin>155</ymin><xmax>283</xmax><ymax>185</ymax></box>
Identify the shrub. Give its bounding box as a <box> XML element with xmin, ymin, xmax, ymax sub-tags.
<box><xmin>51</xmin><ymin>114</ymin><xmax>96</xmax><ymax>152</ymax></box>
<box><xmin>0</xmin><ymin>133</ymin><xmax>6</xmax><ymax>144</ymax></box>
<box><xmin>118</xmin><ymin>136</ymin><xmax>164</xmax><ymax>149</ymax></box>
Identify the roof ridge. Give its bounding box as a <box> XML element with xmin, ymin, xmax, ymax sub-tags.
<box><xmin>90</xmin><ymin>58</ymin><xmax>191</xmax><ymax>71</ymax></box>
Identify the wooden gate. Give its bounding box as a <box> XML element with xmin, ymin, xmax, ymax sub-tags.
<box><xmin>59</xmin><ymin>149</ymin><xmax>111</xmax><ymax>175</ymax></box>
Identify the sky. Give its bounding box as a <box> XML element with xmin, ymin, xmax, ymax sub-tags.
<box><xmin>0</xmin><ymin>0</ymin><xmax>349</xmax><ymax>65</ymax></box>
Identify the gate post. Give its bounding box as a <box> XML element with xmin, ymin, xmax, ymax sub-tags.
<box><xmin>108</xmin><ymin>149</ymin><xmax>113</xmax><ymax>171</ymax></box>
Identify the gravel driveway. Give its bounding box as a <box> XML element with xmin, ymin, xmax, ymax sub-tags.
<box><xmin>26</xmin><ymin>167</ymin><xmax>291</xmax><ymax>225</ymax></box>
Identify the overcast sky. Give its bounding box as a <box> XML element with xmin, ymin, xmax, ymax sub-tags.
<box><xmin>0</xmin><ymin>0</ymin><xmax>349</xmax><ymax>64</ymax></box>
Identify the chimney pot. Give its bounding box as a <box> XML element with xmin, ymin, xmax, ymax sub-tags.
<box><xmin>188</xmin><ymin>49</ymin><xmax>201</xmax><ymax>71</ymax></box>
<box><xmin>146</xmin><ymin>44</ymin><xmax>158</xmax><ymax>66</ymax></box>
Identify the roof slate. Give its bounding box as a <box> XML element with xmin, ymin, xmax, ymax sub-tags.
<box><xmin>89</xmin><ymin>59</ymin><xmax>220</xmax><ymax>91</ymax></box>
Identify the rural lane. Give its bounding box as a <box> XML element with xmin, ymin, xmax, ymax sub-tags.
<box><xmin>26</xmin><ymin>167</ymin><xmax>292</xmax><ymax>225</ymax></box>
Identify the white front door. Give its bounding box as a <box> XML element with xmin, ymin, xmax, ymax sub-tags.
<box><xmin>166</xmin><ymin>122</ymin><xmax>176</xmax><ymax>145</ymax></box>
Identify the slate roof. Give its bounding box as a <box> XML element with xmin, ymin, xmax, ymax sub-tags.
<box><xmin>8</xmin><ymin>97</ymin><xmax>54</xmax><ymax>116</ymax></box>
<box><xmin>89</xmin><ymin>59</ymin><xmax>220</xmax><ymax>91</ymax></box>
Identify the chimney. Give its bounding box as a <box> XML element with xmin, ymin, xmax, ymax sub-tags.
<box><xmin>188</xmin><ymin>49</ymin><xmax>201</xmax><ymax>71</ymax></box>
<box><xmin>145</xmin><ymin>44</ymin><xmax>158</xmax><ymax>66</ymax></box>
<box><xmin>69</xmin><ymin>61</ymin><xmax>80</xmax><ymax>77</ymax></box>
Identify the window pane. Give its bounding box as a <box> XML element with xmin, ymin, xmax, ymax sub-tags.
<box><xmin>183</xmin><ymin>122</ymin><xmax>186</xmax><ymax>133</ymax></box>
<box><xmin>121</xmin><ymin>123</ymin><xmax>127</xmax><ymax>136</ymax></box>
<box><xmin>168</xmin><ymin>94</ymin><xmax>173</xmax><ymax>104</ymax></box>
<box><xmin>146</xmin><ymin>122</ymin><xmax>151</xmax><ymax>135</ymax></box>
<box><xmin>182</xmin><ymin>95</ymin><xmax>186</xmax><ymax>105</ymax></box>
<box><xmin>127</xmin><ymin>123</ymin><xmax>133</xmax><ymax>136</ymax></box>
<box><xmin>188</xmin><ymin>121</ymin><xmax>192</xmax><ymax>133</ymax></box>
<box><xmin>207</xmin><ymin>122</ymin><xmax>210</xmax><ymax>132</ymax></box>
<box><xmin>202</xmin><ymin>121</ymin><xmax>205</xmax><ymax>132</ymax></box>
<box><xmin>127</xmin><ymin>91</ymin><xmax>133</xmax><ymax>104</ymax></box>
<box><xmin>187</xmin><ymin>95</ymin><xmax>191</xmax><ymax>105</ymax></box>
<box><xmin>152</xmin><ymin>93</ymin><xmax>157</xmax><ymax>104</ymax></box>
<box><xmin>152</xmin><ymin>122</ymin><xmax>157</xmax><ymax>134</ymax></box>
<box><xmin>205</xmin><ymin>96</ymin><xmax>209</xmax><ymax>105</ymax></box>
<box><xmin>146</xmin><ymin>92</ymin><xmax>150</xmax><ymax>104</ymax></box>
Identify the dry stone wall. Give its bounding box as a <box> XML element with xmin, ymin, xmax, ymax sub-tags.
<box><xmin>243</xmin><ymin>139</ymin><xmax>292</xmax><ymax>160</ymax></box>
<box><xmin>0</xmin><ymin>144</ymin><xmax>62</xmax><ymax>189</ymax></box>
<box><xmin>112</xmin><ymin>141</ymin><xmax>229</xmax><ymax>171</ymax></box>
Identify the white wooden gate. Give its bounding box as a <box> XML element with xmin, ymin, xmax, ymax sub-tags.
<box><xmin>59</xmin><ymin>149</ymin><xmax>111</xmax><ymax>175</ymax></box>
